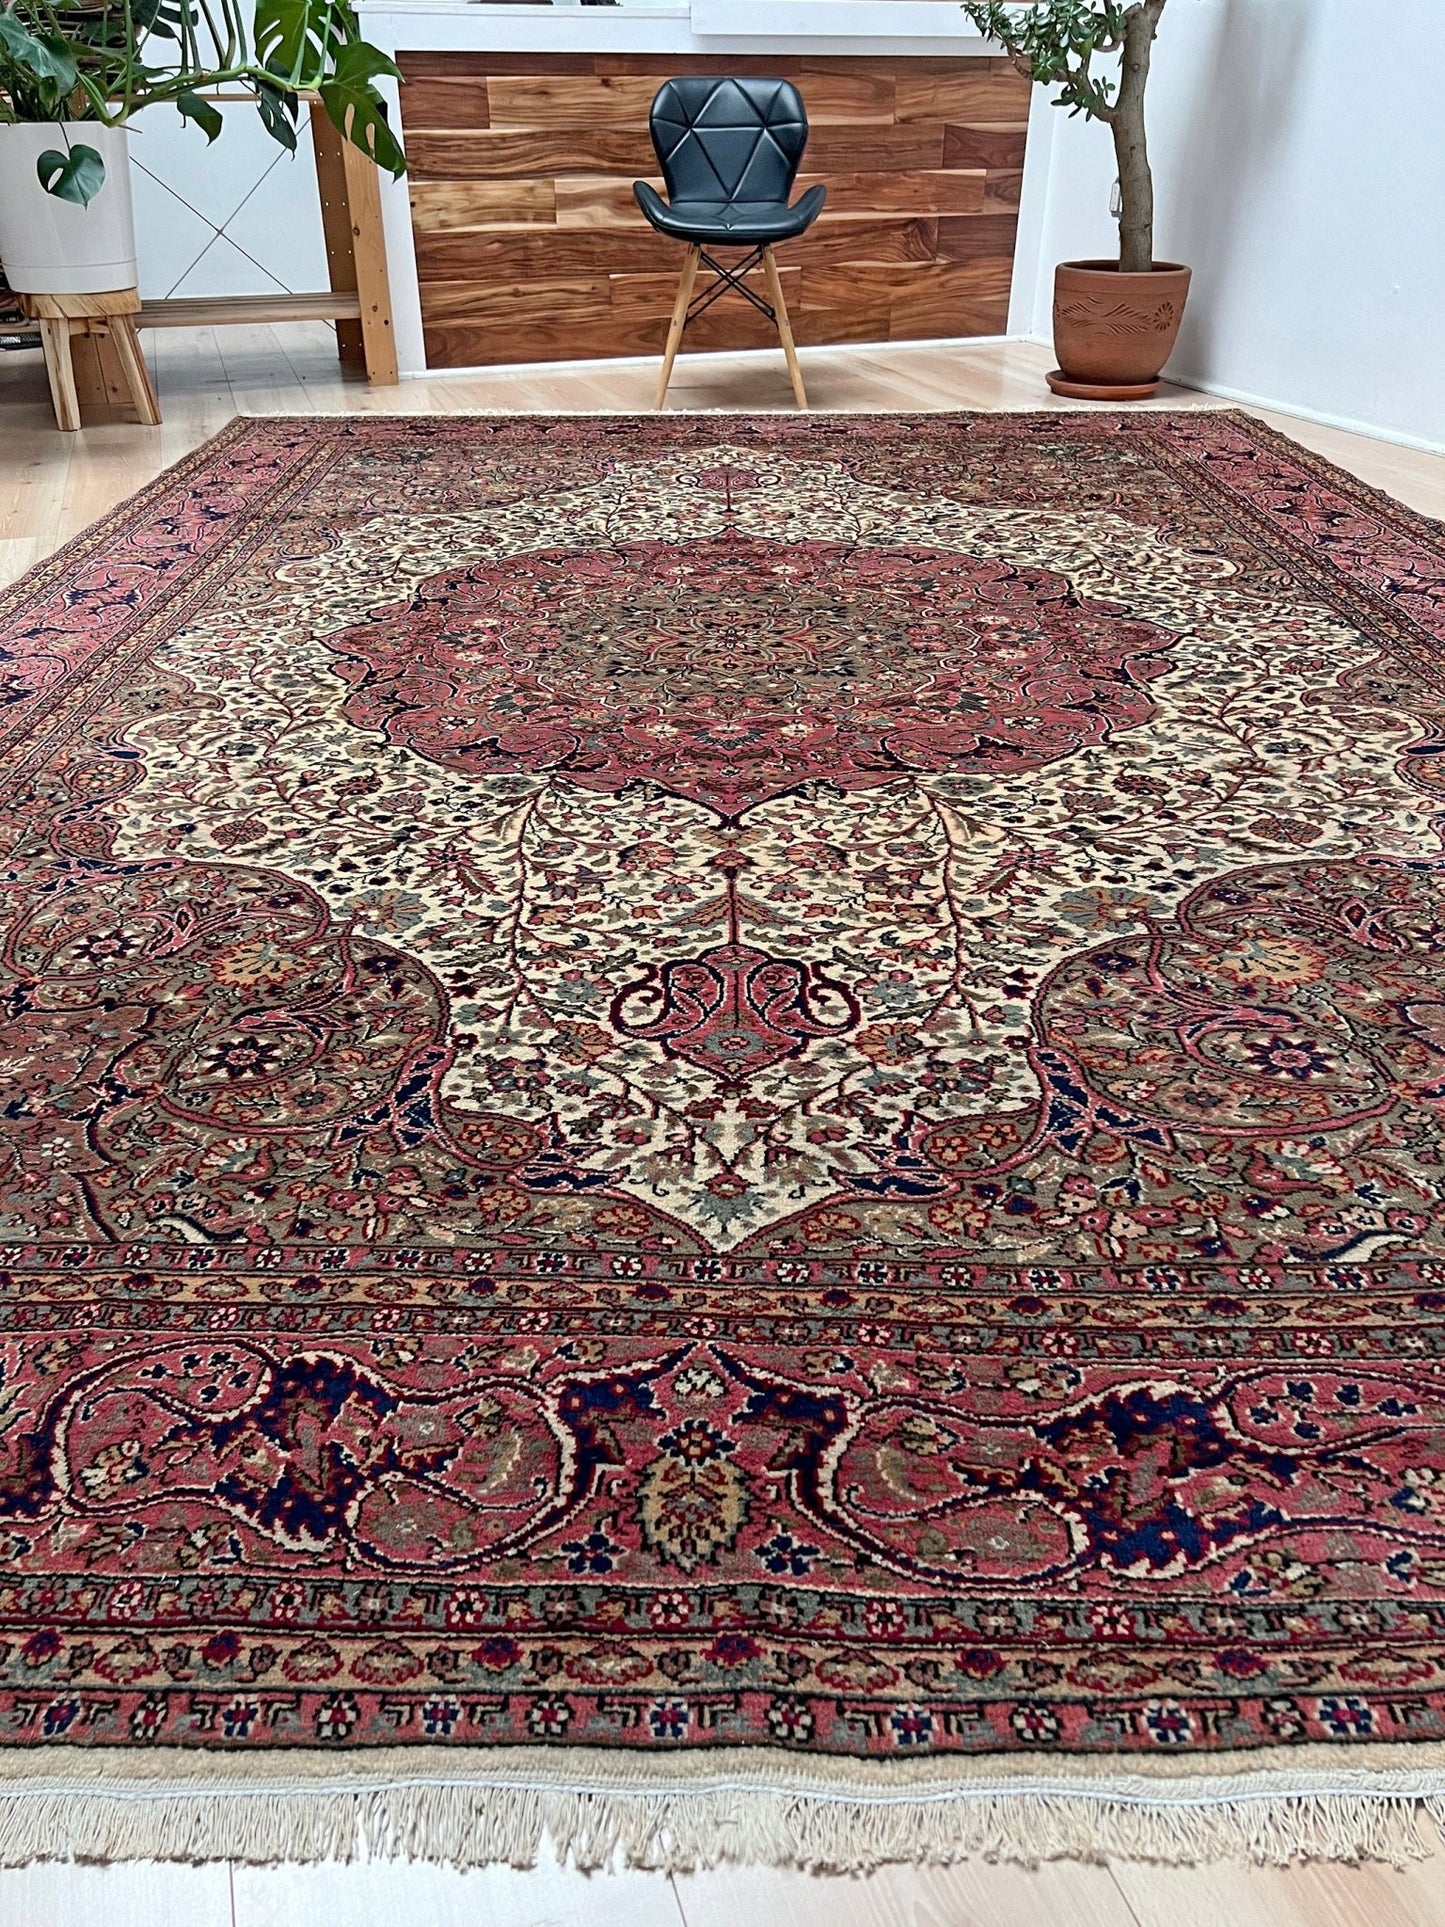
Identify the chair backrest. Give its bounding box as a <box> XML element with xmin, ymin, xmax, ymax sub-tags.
<box><xmin>648</xmin><ymin>77</ymin><xmax>809</xmax><ymax>206</ymax></box>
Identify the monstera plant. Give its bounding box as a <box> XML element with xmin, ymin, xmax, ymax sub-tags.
<box><xmin>0</xmin><ymin>0</ymin><xmax>404</xmax><ymax>293</ymax></box>
<box><xmin>962</xmin><ymin>0</ymin><xmax>1190</xmax><ymax>399</ymax></box>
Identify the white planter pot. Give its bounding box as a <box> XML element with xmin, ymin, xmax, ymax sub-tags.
<box><xmin>0</xmin><ymin>123</ymin><xmax>137</xmax><ymax>294</ymax></box>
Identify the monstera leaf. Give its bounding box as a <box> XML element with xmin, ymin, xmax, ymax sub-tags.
<box><xmin>317</xmin><ymin>40</ymin><xmax>404</xmax><ymax>176</ymax></box>
<box><xmin>36</xmin><ymin>141</ymin><xmax>107</xmax><ymax>204</ymax></box>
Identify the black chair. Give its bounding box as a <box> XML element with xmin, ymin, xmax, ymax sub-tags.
<box><xmin>634</xmin><ymin>77</ymin><xmax>826</xmax><ymax>410</ymax></box>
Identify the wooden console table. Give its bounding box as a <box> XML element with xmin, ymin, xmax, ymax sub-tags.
<box><xmin>28</xmin><ymin>101</ymin><xmax>397</xmax><ymax>431</ymax></box>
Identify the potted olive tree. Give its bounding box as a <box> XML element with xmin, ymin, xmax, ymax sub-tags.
<box><xmin>0</xmin><ymin>0</ymin><xmax>403</xmax><ymax>294</ymax></box>
<box><xmin>963</xmin><ymin>0</ymin><xmax>1189</xmax><ymax>398</ymax></box>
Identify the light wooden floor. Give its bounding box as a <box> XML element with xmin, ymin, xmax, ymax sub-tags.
<box><xmin>2</xmin><ymin>328</ymin><xmax>1444</xmax><ymax>1924</ymax></box>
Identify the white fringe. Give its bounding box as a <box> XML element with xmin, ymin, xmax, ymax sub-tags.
<box><xmin>2</xmin><ymin>1747</ymin><xmax>1445</xmax><ymax>1871</ymax></box>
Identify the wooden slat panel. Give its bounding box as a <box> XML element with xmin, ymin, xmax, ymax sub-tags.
<box><xmin>983</xmin><ymin>170</ymin><xmax>1025</xmax><ymax>211</ymax></box>
<box><xmin>138</xmin><ymin>292</ymin><xmax>362</xmax><ymax>327</ymax></box>
<box><xmin>486</xmin><ymin>71</ymin><xmax>900</xmax><ymax>130</ymax></box>
<box><xmin>397</xmin><ymin>51</ymin><xmax>1030</xmax><ymax>369</ymax></box>
<box><xmin>555</xmin><ymin>176</ymin><xmax>660</xmax><ymax>228</ymax></box>
<box><xmin>416</xmin><ymin>320</ymin><xmax>715</xmax><ymax>365</ymax></box>
<box><xmin>403</xmin><ymin>52</ymin><xmax>998</xmax><ymax>81</ymax></box>
<box><xmin>893</xmin><ymin>73</ymin><xmax>1033</xmax><ymax>121</ymax></box>
<box><xmin>399</xmin><ymin>51</ymin><xmax>597</xmax><ymax>79</ymax></box>
<box><xmin>410</xmin><ymin>180</ymin><xmax>557</xmax><ymax>230</ymax></box>
<box><xmin>797</xmin><ymin>169</ymin><xmax>986</xmax><ymax>214</ymax></box>
<box><xmin>803</xmin><ymin>125</ymin><xmax>949</xmax><ymax>171</ymax></box>
<box><xmin>802</xmin><ymin>259</ymin><xmax>1015</xmax><ymax>310</ymax></box>
<box><xmin>934</xmin><ymin>213</ymin><xmax>1021</xmax><ymax>259</ymax></box>
<box><xmin>941</xmin><ymin>124</ymin><xmax>1029</xmax><ymax>170</ymax></box>
<box><xmin>399</xmin><ymin>77</ymin><xmax>491</xmax><ymax>129</ymax></box>
<box><xmin>420</xmin><ymin>277</ymin><xmax>615</xmax><ymax>328</ymax></box>
<box><xmin>414</xmin><ymin>227</ymin><xmax>680</xmax><ymax>278</ymax></box>
<box><xmin>553</xmin><ymin>170</ymin><xmax>988</xmax><ymax>227</ymax></box>
<box><xmin>486</xmin><ymin>74</ymin><xmax>667</xmax><ymax>130</ymax></box>
<box><xmin>407</xmin><ymin>130</ymin><xmax>660</xmax><ymax>180</ymax></box>
<box><xmin>414</xmin><ymin>217</ymin><xmax>939</xmax><ymax>281</ymax></box>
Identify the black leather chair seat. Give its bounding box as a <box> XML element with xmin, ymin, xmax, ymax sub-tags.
<box><xmin>635</xmin><ymin>181</ymin><xmax>827</xmax><ymax>247</ymax></box>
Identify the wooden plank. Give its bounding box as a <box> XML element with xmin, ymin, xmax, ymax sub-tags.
<box><xmin>983</xmin><ymin>169</ymin><xmax>1025</xmax><ymax>210</ymax></box>
<box><xmin>941</xmin><ymin>124</ymin><xmax>1029</xmax><ymax>170</ymax></box>
<box><xmin>310</xmin><ymin>104</ymin><xmax>364</xmax><ymax>366</ymax></box>
<box><xmin>486</xmin><ymin>74</ymin><xmax>668</xmax><ymax>130</ymax></box>
<box><xmin>69</xmin><ymin>329</ymin><xmax>129</xmax><ymax>411</ymax></box>
<box><xmin>803</xmin><ymin>258</ymin><xmax>1015</xmax><ymax>310</ymax></box>
<box><xmin>414</xmin><ymin>226</ymin><xmax>678</xmax><ymax>278</ymax></box>
<box><xmin>799</xmin><ymin>53</ymin><xmax>996</xmax><ymax>77</ymax></box>
<box><xmin>408</xmin><ymin>125</ymin><xmax>956</xmax><ymax>182</ymax></box>
<box><xmin>419</xmin><ymin>277</ymin><xmax>615</xmax><ymax>329</ymax></box>
<box><xmin>796</xmin><ymin>169</ymin><xmax>986</xmax><ymax>214</ymax></box>
<box><xmin>894</xmin><ymin>73</ymin><xmax>1034</xmax><ymax>121</ymax></box>
<box><xmin>398</xmin><ymin>48</ymin><xmax>588</xmax><ymax>81</ymax></box>
<box><xmin>410</xmin><ymin>179</ymin><xmax>557</xmax><ymax>230</ymax></box>
<box><xmin>891</xmin><ymin>290</ymin><xmax>1012</xmax><ymax>338</ymax></box>
<box><xmin>406</xmin><ymin>129</ymin><xmax>660</xmax><ymax>180</ymax></box>
<box><xmin>555</xmin><ymin>176</ymin><xmax>660</xmax><ymax>228</ymax></box>
<box><xmin>934</xmin><ymin>212</ymin><xmax>1021</xmax><ymax>258</ymax></box>
<box><xmin>804</xmin><ymin>125</ymin><xmax>948</xmax><ymax>171</ymax></box>
<box><xmin>339</xmin><ymin>132</ymin><xmax>399</xmax><ymax>385</ymax></box>
<box><xmin>421</xmin><ymin>321</ymin><xmax>659</xmax><ymax>367</ymax></box>
<box><xmin>554</xmin><ymin>173</ymin><xmax>987</xmax><ymax>227</ymax></box>
<box><xmin>138</xmin><ymin>293</ymin><xmax>363</xmax><ymax>327</ymax></box>
<box><xmin>396</xmin><ymin>76</ymin><xmax>491</xmax><ymax>129</ymax></box>
<box><xmin>414</xmin><ymin>216</ymin><xmax>938</xmax><ymax>282</ymax></box>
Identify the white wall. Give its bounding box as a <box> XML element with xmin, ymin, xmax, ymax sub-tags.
<box><xmin>1015</xmin><ymin>0</ymin><xmax>1445</xmax><ymax>451</ymax></box>
<box><xmin>127</xmin><ymin>100</ymin><xmax>329</xmax><ymax>301</ymax></box>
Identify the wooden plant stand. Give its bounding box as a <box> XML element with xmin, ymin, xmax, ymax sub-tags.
<box><xmin>21</xmin><ymin>288</ymin><xmax>161</xmax><ymax>433</ymax></box>
<box><xmin>24</xmin><ymin>101</ymin><xmax>397</xmax><ymax>432</ymax></box>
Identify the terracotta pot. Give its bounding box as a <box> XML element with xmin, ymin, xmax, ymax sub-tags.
<box><xmin>1049</xmin><ymin>259</ymin><xmax>1192</xmax><ymax>400</ymax></box>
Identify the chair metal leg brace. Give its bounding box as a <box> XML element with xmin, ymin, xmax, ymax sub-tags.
<box><xmin>688</xmin><ymin>246</ymin><xmax>773</xmax><ymax>323</ymax></box>
<box><xmin>655</xmin><ymin>242</ymin><xmax>808</xmax><ymax>410</ymax></box>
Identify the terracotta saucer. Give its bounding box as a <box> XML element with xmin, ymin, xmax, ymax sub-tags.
<box><xmin>1046</xmin><ymin>370</ymin><xmax>1161</xmax><ymax>401</ymax></box>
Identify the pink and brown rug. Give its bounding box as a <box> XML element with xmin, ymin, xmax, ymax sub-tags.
<box><xmin>2</xmin><ymin>412</ymin><xmax>1445</xmax><ymax>1865</ymax></box>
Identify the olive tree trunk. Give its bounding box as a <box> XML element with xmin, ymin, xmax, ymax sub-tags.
<box><xmin>1112</xmin><ymin>0</ymin><xmax>1166</xmax><ymax>274</ymax></box>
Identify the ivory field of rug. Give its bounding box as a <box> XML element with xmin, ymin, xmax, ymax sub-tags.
<box><xmin>2</xmin><ymin>412</ymin><xmax>1445</xmax><ymax>1868</ymax></box>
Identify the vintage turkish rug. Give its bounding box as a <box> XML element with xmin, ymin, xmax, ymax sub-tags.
<box><xmin>2</xmin><ymin>411</ymin><xmax>1445</xmax><ymax>1866</ymax></box>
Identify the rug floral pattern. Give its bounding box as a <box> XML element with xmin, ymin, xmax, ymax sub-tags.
<box><xmin>2</xmin><ymin>412</ymin><xmax>1445</xmax><ymax>1761</ymax></box>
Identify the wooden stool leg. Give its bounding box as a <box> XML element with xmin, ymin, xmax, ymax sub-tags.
<box><xmin>762</xmin><ymin>246</ymin><xmax>807</xmax><ymax>410</ymax></box>
<box><xmin>38</xmin><ymin>317</ymin><xmax>81</xmax><ymax>433</ymax></box>
<box><xmin>108</xmin><ymin>315</ymin><xmax>162</xmax><ymax>426</ymax></box>
<box><xmin>655</xmin><ymin>245</ymin><xmax>701</xmax><ymax>410</ymax></box>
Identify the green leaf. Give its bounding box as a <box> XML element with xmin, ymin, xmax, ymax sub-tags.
<box><xmin>175</xmin><ymin>89</ymin><xmax>223</xmax><ymax>140</ymax></box>
<box><xmin>0</xmin><ymin>11</ymin><xmax>79</xmax><ymax>91</ymax></box>
<box><xmin>36</xmin><ymin>142</ymin><xmax>107</xmax><ymax>205</ymax></box>
<box><xmin>254</xmin><ymin>77</ymin><xmax>300</xmax><ymax>153</ymax></box>
<box><xmin>318</xmin><ymin>43</ymin><xmax>405</xmax><ymax>178</ymax></box>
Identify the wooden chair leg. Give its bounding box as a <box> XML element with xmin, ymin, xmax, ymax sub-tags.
<box><xmin>38</xmin><ymin>317</ymin><xmax>81</xmax><ymax>433</ymax></box>
<box><xmin>762</xmin><ymin>246</ymin><xmax>808</xmax><ymax>410</ymax></box>
<box><xmin>107</xmin><ymin>315</ymin><xmax>162</xmax><ymax>427</ymax></box>
<box><xmin>655</xmin><ymin>245</ymin><xmax>701</xmax><ymax>410</ymax></box>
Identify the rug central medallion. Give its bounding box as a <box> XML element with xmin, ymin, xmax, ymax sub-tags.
<box><xmin>326</xmin><ymin>534</ymin><xmax>1173</xmax><ymax>818</ymax></box>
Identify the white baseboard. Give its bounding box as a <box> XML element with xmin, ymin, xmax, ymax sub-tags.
<box><xmin>1163</xmin><ymin>377</ymin><xmax>1445</xmax><ymax>459</ymax></box>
